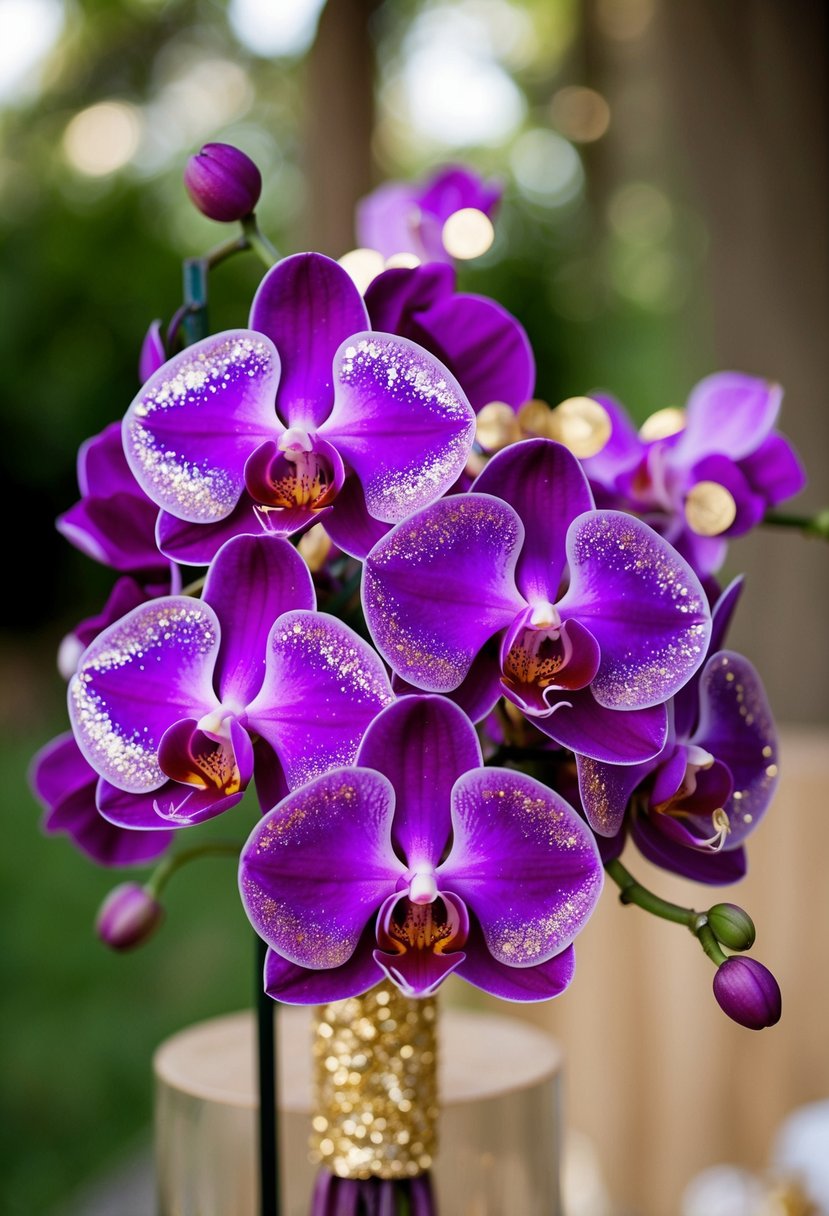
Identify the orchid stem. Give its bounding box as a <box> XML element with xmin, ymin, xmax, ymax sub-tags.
<box><xmin>181</xmin><ymin>574</ymin><xmax>206</xmax><ymax>597</ymax></box>
<box><xmin>763</xmin><ymin>508</ymin><xmax>829</xmax><ymax>539</ymax></box>
<box><xmin>604</xmin><ymin>859</ymin><xmax>731</xmax><ymax>967</ymax></box>
<box><xmin>145</xmin><ymin>840</ymin><xmax>242</xmax><ymax>899</ymax></box>
<box><xmin>604</xmin><ymin>859</ymin><xmax>695</xmax><ymax>926</ymax></box>
<box><xmin>182</xmin><ymin>257</ymin><xmax>209</xmax><ymax>346</ymax></box>
<box><xmin>242</xmin><ymin>214</ymin><xmax>280</xmax><ymax>269</ymax></box>
<box><xmin>256</xmin><ymin>932</ymin><xmax>280</xmax><ymax>1216</ymax></box>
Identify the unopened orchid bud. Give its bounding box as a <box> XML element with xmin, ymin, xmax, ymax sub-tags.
<box><xmin>184</xmin><ymin>143</ymin><xmax>262</xmax><ymax>223</ymax></box>
<box><xmin>707</xmin><ymin>903</ymin><xmax>756</xmax><ymax>951</ymax></box>
<box><xmin>713</xmin><ymin>956</ymin><xmax>782</xmax><ymax>1030</ymax></box>
<box><xmin>96</xmin><ymin>882</ymin><xmax>164</xmax><ymax>951</ymax></box>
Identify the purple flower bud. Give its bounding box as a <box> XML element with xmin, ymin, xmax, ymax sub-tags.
<box><xmin>96</xmin><ymin>882</ymin><xmax>164</xmax><ymax>951</ymax></box>
<box><xmin>183</xmin><ymin>143</ymin><xmax>262</xmax><ymax>223</ymax></box>
<box><xmin>707</xmin><ymin>903</ymin><xmax>756</xmax><ymax>951</ymax></box>
<box><xmin>713</xmin><ymin>957</ymin><xmax>782</xmax><ymax>1030</ymax></box>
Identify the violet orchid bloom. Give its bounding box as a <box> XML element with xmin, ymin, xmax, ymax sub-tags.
<box><xmin>363</xmin><ymin>439</ymin><xmax>711</xmax><ymax>764</ymax></box>
<box><xmin>139</xmin><ymin>319</ymin><xmax>166</xmax><ymax>382</ymax></box>
<box><xmin>30</xmin><ymin>734</ymin><xmax>171</xmax><ymax>866</ymax></box>
<box><xmin>581</xmin><ymin>374</ymin><xmax>805</xmax><ymax>577</ymax></box>
<box><xmin>576</xmin><ymin>578</ymin><xmax>779</xmax><ymax>884</ymax></box>
<box><xmin>356</xmin><ymin>165</ymin><xmax>501</xmax><ymax>264</ymax></box>
<box><xmin>240</xmin><ymin>696</ymin><xmax>603</xmax><ymax>1004</ymax></box>
<box><xmin>123</xmin><ymin>253</ymin><xmax>476</xmax><ymax>566</ymax></box>
<box><xmin>364</xmin><ymin>263</ymin><xmax>534</xmax><ymax>414</ymax></box>
<box><xmin>68</xmin><ymin>533</ymin><xmax>393</xmax><ymax>830</ymax></box>
<box><xmin>57</xmin><ymin>422</ymin><xmax>172</xmax><ymax>580</ymax></box>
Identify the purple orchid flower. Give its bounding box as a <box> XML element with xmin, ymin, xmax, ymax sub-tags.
<box><xmin>356</xmin><ymin>165</ymin><xmax>501</xmax><ymax>264</ymax></box>
<box><xmin>30</xmin><ymin>734</ymin><xmax>172</xmax><ymax>866</ymax></box>
<box><xmin>576</xmin><ymin>578</ymin><xmax>779</xmax><ymax>884</ymax></box>
<box><xmin>240</xmin><ymin>696</ymin><xmax>603</xmax><ymax>1004</ymax></box>
<box><xmin>57</xmin><ymin>421</ymin><xmax>172</xmax><ymax>580</ymax></box>
<box><xmin>68</xmin><ymin>533</ymin><xmax>393</xmax><ymax>830</ymax></box>
<box><xmin>363</xmin><ymin>439</ymin><xmax>711</xmax><ymax>764</ymax></box>
<box><xmin>364</xmin><ymin>263</ymin><xmax>534</xmax><ymax>415</ymax></box>
<box><xmin>123</xmin><ymin>253</ymin><xmax>476</xmax><ymax>566</ymax></box>
<box><xmin>31</xmin><ymin>576</ymin><xmax>179</xmax><ymax>866</ymax></box>
<box><xmin>581</xmin><ymin>374</ymin><xmax>805</xmax><ymax>577</ymax></box>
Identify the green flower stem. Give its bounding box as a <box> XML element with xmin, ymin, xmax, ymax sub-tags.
<box><xmin>763</xmin><ymin>508</ymin><xmax>829</xmax><ymax>539</ymax></box>
<box><xmin>182</xmin><ymin>256</ymin><xmax>210</xmax><ymax>345</ymax></box>
<box><xmin>604</xmin><ymin>858</ymin><xmax>729</xmax><ymax>966</ymax></box>
<box><xmin>696</xmin><ymin>921</ymin><xmax>728</xmax><ymax>967</ymax></box>
<box><xmin>241</xmin><ymin>214</ymin><xmax>279</xmax><ymax>269</ymax></box>
<box><xmin>604</xmin><ymin>859</ymin><xmax>695</xmax><ymax>926</ymax></box>
<box><xmin>145</xmin><ymin>840</ymin><xmax>242</xmax><ymax>899</ymax></box>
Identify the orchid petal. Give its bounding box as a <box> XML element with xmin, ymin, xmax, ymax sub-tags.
<box><xmin>31</xmin><ymin>734</ymin><xmax>171</xmax><ymax>866</ymax></box>
<box><xmin>409</xmin><ymin>291</ymin><xmax>535</xmax><ymax>411</ymax></box>
<box><xmin>320</xmin><ymin>333</ymin><xmax>476</xmax><ymax>523</ymax></box>
<box><xmin>239</xmin><ymin>767</ymin><xmax>404</xmax><ymax>968</ymax></box>
<box><xmin>96</xmin><ymin>778</ymin><xmax>243</xmax><ymax>831</ymax></box>
<box><xmin>363</xmin><ymin>494</ymin><xmax>525</xmax><ymax>692</ymax></box>
<box><xmin>576</xmin><ymin>752</ymin><xmax>656</xmax><ymax>836</ymax></box>
<box><xmin>68</xmin><ymin>598</ymin><xmax>221</xmax><ymax>793</ymax></box>
<box><xmin>123</xmin><ymin>330</ymin><xmax>280</xmax><ymax>524</ymax></box>
<box><xmin>694</xmin><ymin>651</ymin><xmax>779</xmax><ymax>846</ymax></box>
<box><xmin>534</xmin><ymin>690</ymin><xmax>668</xmax><ymax>763</ymax></box>
<box><xmin>322</xmin><ymin>473</ymin><xmax>393</xmax><ymax>559</ymax></box>
<box><xmin>156</xmin><ymin>496</ymin><xmax>263</xmax><ymax>566</ymax></box>
<box><xmin>439</xmin><ymin>767</ymin><xmax>603</xmax><ymax>965</ymax></box>
<box><xmin>365</xmin><ymin>264</ymin><xmax>455</xmax><ymax>334</ymax></box>
<box><xmin>473</xmin><ymin>439</ymin><xmax>594</xmax><ymax>604</ymax></box>
<box><xmin>674</xmin><ymin>373</ymin><xmax>782</xmax><ymax>464</ymax></box>
<box><xmin>457</xmin><ymin>929</ymin><xmax>575</xmax><ymax>1002</ymax></box>
<box><xmin>560</xmin><ymin>510</ymin><xmax>711</xmax><ymax>709</ymax></box>
<box><xmin>264</xmin><ymin>932</ymin><xmax>382</xmax><ymax>1004</ymax></box>
<box><xmin>250</xmin><ymin>253</ymin><xmax>369</xmax><ymax>430</ymax></box>
<box><xmin>631</xmin><ymin>814</ymin><xmax>747</xmax><ymax>884</ymax></box>
<box><xmin>357</xmin><ymin>696</ymin><xmax>481</xmax><ymax>870</ymax></box>
<box><xmin>739</xmin><ymin>432</ymin><xmax>806</xmax><ymax>505</ymax></box>
<box><xmin>245</xmin><ymin>611</ymin><xmax>393</xmax><ymax>789</ymax></box>
<box><xmin>203</xmin><ymin>535</ymin><xmax>315</xmax><ymax>705</ymax></box>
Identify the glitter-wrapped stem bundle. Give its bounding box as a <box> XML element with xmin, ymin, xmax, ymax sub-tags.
<box><xmin>311</xmin><ymin>986</ymin><xmax>438</xmax><ymax>1183</ymax></box>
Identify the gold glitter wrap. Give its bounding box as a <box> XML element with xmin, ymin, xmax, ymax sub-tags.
<box><xmin>310</xmin><ymin>985</ymin><xmax>438</xmax><ymax>1179</ymax></box>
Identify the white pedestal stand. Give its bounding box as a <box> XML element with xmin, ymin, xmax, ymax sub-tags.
<box><xmin>155</xmin><ymin>1006</ymin><xmax>562</xmax><ymax>1216</ymax></box>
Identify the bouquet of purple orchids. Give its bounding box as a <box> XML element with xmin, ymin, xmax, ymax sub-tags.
<box><xmin>31</xmin><ymin>144</ymin><xmax>816</xmax><ymax>1213</ymax></box>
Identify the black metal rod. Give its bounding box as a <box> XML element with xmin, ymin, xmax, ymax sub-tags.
<box><xmin>256</xmin><ymin>932</ymin><xmax>280</xmax><ymax>1216</ymax></box>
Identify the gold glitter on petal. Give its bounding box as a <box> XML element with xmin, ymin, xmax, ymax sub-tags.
<box><xmin>684</xmin><ymin>480</ymin><xmax>737</xmax><ymax>537</ymax></box>
<box><xmin>311</xmin><ymin>985</ymin><xmax>438</xmax><ymax>1179</ymax></box>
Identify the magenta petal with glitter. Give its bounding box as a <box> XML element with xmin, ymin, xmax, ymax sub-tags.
<box><xmin>240</xmin><ymin>697</ymin><xmax>602</xmax><ymax>1003</ymax></box>
<box><xmin>320</xmin><ymin>332</ymin><xmax>476</xmax><ymax>524</ymax></box>
<box><xmin>362</xmin><ymin>494</ymin><xmax>525</xmax><ymax>692</ymax></box>
<box><xmin>68</xmin><ymin>597</ymin><xmax>222</xmax><ymax>794</ymax></box>
<box><xmin>240</xmin><ymin>767</ymin><xmax>405</xmax><ymax>968</ymax></box>
<box><xmin>250</xmin><ymin>253</ymin><xmax>369</xmax><ymax>430</ymax></box>
<box><xmin>123</xmin><ymin>330</ymin><xmax>281</xmax><ymax>524</ymax></box>
<box><xmin>559</xmin><ymin>510</ymin><xmax>711</xmax><ymax>709</ymax></box>
<box><xmin>439</xmin><ymin>767</ymin><xmax>603</xmax><ymax>965</ymax></box>
<box><xmin>245</xmin><ymin>611</ymin><xmax>394</xmax><ymax>790</ymax></box>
